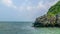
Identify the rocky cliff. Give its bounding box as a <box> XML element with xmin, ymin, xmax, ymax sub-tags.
<box><xmin>33</xmin><ymin>1</ymin><xmax>60</xmax><ymax>27</ymax></box>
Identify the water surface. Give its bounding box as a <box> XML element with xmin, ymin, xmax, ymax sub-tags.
<box><xmin>0</xmin><ymin>22</ymin><xmax>60</xmax><ymax>34</ymax></box>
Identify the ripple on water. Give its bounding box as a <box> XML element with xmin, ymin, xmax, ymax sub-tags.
<box><xmin>0</xmin><ymin>23</ymin><xmax>60</xmax><ymax>34</ymax></box>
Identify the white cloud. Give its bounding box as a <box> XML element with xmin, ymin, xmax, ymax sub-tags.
<box><xmin>26</xmin><ymin>6</ymin><xmax>33</xmax><ymax>10</ymax></box>
<box><xmin>19</xmin><ymin>0</ymin><xmax>59</xmax><ymax>12</ymax></box>
<box><xmin>19</xmin><ymin>6</ymin><xmax>35</xmax><ymax>11</ymax></box>
<box><xmin>2</xmin><ymin>0</ymin><xmax>17</xmax><ymax>8</ymax></box>
<box><xmin>19</xmin><ymin>6</ymin><xmax>25</xmax><ymax>11</ymax></box>
<box><xmin>2</xmin><ymin>0</ymin><xmax>12</xmax><ymax>6</ymax></box>
<box><xmin>25</xmin><ymin>0</ymin><xmax>28</xmax><ymax>2</ymax></box>
<box><xmin>37</xmin><ymin>1</ymin><xmax>45</xmax><ymax>9</ymax></box>
<box><xmin>36</xmin><ymin>0</ymin><xmax>59</xmax><ymax>10</ymax></box>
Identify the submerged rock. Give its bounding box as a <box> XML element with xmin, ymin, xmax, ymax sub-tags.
<box><xmin>33</xmin><ymin>1</ymin><xmax>60</xmax><ymax>27</ymax></box>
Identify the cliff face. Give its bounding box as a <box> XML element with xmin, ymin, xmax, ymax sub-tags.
<box><xmin>33</xmin><ymin>1</ymin><xmax>60</xmax><ymax>27</ymax></box>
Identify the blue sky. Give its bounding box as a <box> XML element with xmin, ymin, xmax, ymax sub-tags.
<box><xmin>0</xmin><ymin>0</ymin><xmax>59</xmax><ymax>21</ymax></box>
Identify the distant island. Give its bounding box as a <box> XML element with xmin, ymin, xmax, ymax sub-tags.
<box><xmin>33</xmin><ymin>1</ymin><xmax>60</xmax><ymax>27</ymax></box>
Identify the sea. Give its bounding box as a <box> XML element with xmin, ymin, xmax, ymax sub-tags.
<box><xmin>0</xmin><ymin>22</ymin><xmax>60</xmax><ymax>34</ymax></box>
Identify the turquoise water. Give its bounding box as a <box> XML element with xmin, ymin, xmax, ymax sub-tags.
<box><xmin>0</xmin><ymin>22</ymin><xmax>60</xmax><ymax>34</ymax></box>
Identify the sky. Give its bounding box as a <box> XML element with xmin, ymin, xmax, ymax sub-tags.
<box><xmin>0</xmin><ymin>0</ymin><xmax>59</xmax><ymax>21</ymax></box>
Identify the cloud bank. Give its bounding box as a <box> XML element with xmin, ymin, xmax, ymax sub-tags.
<box><xmin>2</xmin><ymin>0</ymin><xmax>17</xmax><ymax>8</ymax></box>
<box><xmin>1</xmin><ymin>0</ymin><xmax>59</xmax><ymax>11</ymax></box>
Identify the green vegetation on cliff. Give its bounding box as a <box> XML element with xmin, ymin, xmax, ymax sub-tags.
<box><xmin>48</xmin><ymin>1</ymin><xmax>60</xmax><ymax>15</ymax></box>
<box><xmin>47</xmin><ymin>1</ymin><xmax>60</xmax><ymax>18</ymax></box>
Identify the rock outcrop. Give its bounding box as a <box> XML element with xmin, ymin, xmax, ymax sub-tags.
<box><xmin>33</xmin><ymin>1</ymin><xmax>60</xmax><ymax>27</ymax></box>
